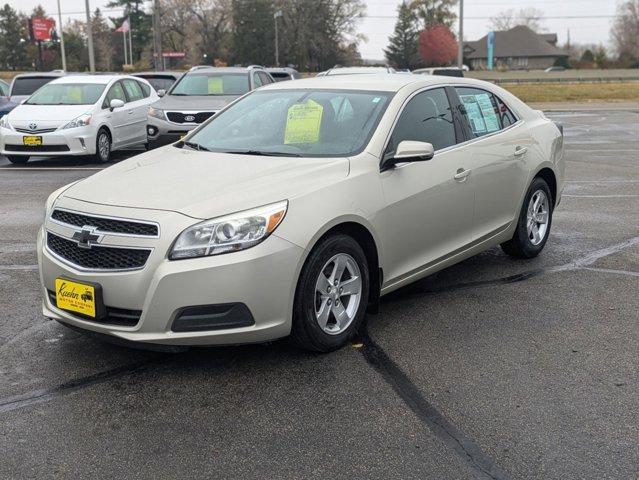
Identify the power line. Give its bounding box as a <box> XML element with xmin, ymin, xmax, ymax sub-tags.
<box><xmin>365</xmin><ymin>14</ymin><xmax>617</xmax><ymax>19</ymax></box>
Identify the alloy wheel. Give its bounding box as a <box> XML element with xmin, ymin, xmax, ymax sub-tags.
<box><xmin>526</xmin><ymin>189</ymin><xmax>549</xmax><ymax>245</ymax></box>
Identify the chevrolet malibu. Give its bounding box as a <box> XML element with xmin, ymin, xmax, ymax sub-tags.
<box><xmin>38</xmin><ymin>75</ymin><xmax>564</xmax><ymax>352</ymax></box>
<box><xmin>0</xmin><ymin>75</ymin><xmax>158</xmax><ymax>164</ymax></box>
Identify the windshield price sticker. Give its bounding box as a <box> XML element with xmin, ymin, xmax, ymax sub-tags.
<box><xmin>208</xmin><ymin>77</ymin><xmax>224</xmax><ymax>94</ymax></box>
<box><xmin>284</xmin><ymin>99</ymin><xmax>324</xmax><ymax>144</ymax></box>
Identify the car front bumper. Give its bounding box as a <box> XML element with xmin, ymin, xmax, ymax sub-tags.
<box><xmin>38</xmin><ymin>200</ymin><xmax>304</xmax><ymax>347</ymax></box>
<box><xmin>0</xmin><ymin>125</ymin><xmax>97</xmax><ymax>156</ymax></box>
<box><xmin>147</xmin><ymin>115</ymin><xmax>196</xmax><ymax>147</ymax></box>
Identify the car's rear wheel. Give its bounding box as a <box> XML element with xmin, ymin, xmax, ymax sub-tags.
<box><xmin>291</xmin><ymin>234</ymin><xmax>369</xmax><ymax>352</ymax></box>
<box><xmin>6</xmin><ymin>155</ymin><xmax>29</xmax><ymax>164</ymax></box>
<box><xmin>501</xmin><ymin>177</ymin><xmax>553</xmax><ymax>258</ymax></box>
<box><xmin>94</xmin><ymin>128</ymin><xmax>111</xmax><ymax>163</ymax></box>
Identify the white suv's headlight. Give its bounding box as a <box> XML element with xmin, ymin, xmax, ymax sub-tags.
<box><xmin>170</xmin><ymin>201</ymin><xmax>288</xmax><ymax>260</ymax></box>
<box><xmin>148</xmin><ymin>106</ymin><xmax>165</xmax><ymax>120</ymax></box>
<box><xmin>0</xmin><ymin>115</ymin><xmax>12</xmax><ymax>129</ymax></box>
<box><xmin>62</xmin><ymin>114</ymin><xmax>92</xmax><ymax>129</ymax></box>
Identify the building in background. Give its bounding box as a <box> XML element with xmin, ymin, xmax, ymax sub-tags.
<box><xmin>464</xmin><ymin>25</ymin><xmax>568</xmax><ymax>70</ymax></box>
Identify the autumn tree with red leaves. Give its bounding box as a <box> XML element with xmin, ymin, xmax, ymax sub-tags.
<box><xmin>418</xmin><ymin>24</ymin><xmax>458</xmax><ymax>66</ymax></box>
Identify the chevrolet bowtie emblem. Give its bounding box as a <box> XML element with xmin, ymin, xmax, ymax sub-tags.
<box><xmin>72</xmin><ymin>226</ymin><xmax>102</xmax><ymax>249</ymax></box>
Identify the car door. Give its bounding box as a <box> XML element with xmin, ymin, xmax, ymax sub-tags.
<box><xmin>121</xmin><ymin>78</ymin><xmax>148</xmax><ymax>145</ymax></box>
<box><xmin>453</xmin><ymin>87</ymin><xmax>532</xmax><ymax>240</ymax></box>
<box><xmin>380</xmin><ymin>87</ymin><xmax>475</xmax><ymax>285</ymax></box>
<box><xmin>102</xmin><ymin>81</ymin><xmax>129</xmax><ymax>149</ymax></box>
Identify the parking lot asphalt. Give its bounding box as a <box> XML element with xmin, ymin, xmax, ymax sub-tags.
<box><xmin>1</xmin><ymin>111</ymin><xmax>638</xmax><ymax>479</ymax></box>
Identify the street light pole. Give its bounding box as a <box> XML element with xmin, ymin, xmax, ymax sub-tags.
<box><xmin>274</xmin><ymin>10</ymin><xmax>282</xmax><ymax>67</ymax></box>
<box><xmin>84</xmin><ymin>0</ymin><xmax>95</xmax><ymax>72</ymax></box>
<box><xmin>56</xmin><ymin>0</ymin><xmax>66</xmax><ymax>71</ymax></box>
<box><xmin>457</xmin><ymin>0</ymin><xmax>464</xmax><ymax>70</ymax></box>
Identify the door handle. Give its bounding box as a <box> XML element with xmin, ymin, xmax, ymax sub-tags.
<box><xmin>514</xmin><ymin>146</ymin><xmax>528</xmax><ymax>156</ymax></box>
<box><xmin>128</xmin><ymin>109</ymin><xmax>134</xmax><ymax>114</ymax></box>
<box><xmin>453</xmin><ymin>168</ymin><xmax>471</xmax><ymax>181</ymax></box>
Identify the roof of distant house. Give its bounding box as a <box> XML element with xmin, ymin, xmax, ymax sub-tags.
<box><xmin>464</xmin><ymin>25</ymin><xmax>568</xmax><ymax>59</ymax></box>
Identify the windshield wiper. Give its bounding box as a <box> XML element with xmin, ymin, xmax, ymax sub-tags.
<box><xmin>224</xmin><ymin>150</ymin><xmax>301</xmax><ymax>157</ymax></box>
<box><xmin>183</xmin><ymin>141</ymin><xmax>210</xmax><ymax>151</ymax></box>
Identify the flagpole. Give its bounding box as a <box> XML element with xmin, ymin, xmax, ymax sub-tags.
<box><xmin>128</xmin><ymin>16</ymin><xmax>133</xmax><ymax>66</ymax></box>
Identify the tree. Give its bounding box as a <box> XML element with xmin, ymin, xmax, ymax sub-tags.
<box><xmin>418</xmin><ymin>24</ymin><xmax>457</xmax><ymax>66</ymax></box>
<box><xmin>384</xmin><ymin>1</ymin><xmax>420</xmax><ymax>69</ymax></box>
<box><xmin>611</xmin><ymin>0</ymin><xmax>639</xmax><ymax>62</ymax></box>
<box><xmin>410</xmin><ymin>0</ymin><xmax>456</xmax><ymax>28</ymax></box>
<box><xmin>92</xmin><ymin>9</ymin><xmax>115</xmax><ymax>71</ymax></box>
<box><xmin>594</xmin><ymin>45</ymin><xmax>607</xmax><ymax>69</ymax></box>
<box><xmin>231</xmin><ymin>0</ymin><xmax>274</xmax><ymax>65</ymax></box>
<box><xmin>489</xmin><ymin>7</ymin><xmax>546</xmax><ymax>32</ymax></box>
<box><xmin>107</xmin><ymin>0</ymin><xmax>152</xmax><ymax>64</ymax></box>
<box><xmin>0</xmin><ymin>4</ymin><xmax>29</xmax><ymax>70</ymax></box>
<box><xmin>581</xmin><ymin>49</ymin><xmax>595</xmax><ymax>62</ymax></box>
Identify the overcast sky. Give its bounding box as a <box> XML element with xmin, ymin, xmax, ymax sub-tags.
<box><xmin>12</xmin><ymin>0</ymin><xmax>619</xmax><ymax>60</ymax></box>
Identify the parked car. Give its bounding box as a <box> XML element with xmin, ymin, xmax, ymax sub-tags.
<box><xmin>132</xmin><ymin>71</ymin><xmax>183</xmax><ymax>93</ymax></box>
<box><xmin>413</xmin><ymin>67</ymin><xmax>465</xmax><ymax>77</ymax></box>
<box><xmin>0</xmin><ymin>74</ymin><xmax>158</xmax><ymax>164</ymax></box>
<box><xmin>544</xmin><ymin>66</ymin><xmax>565</xmax><ymax>73</ymax></box>
<box><xmin>323</xmin><ymin>66</ymin><xmax>396</xmax><ymax>76</ymax></box>
<box><xmin>39</xmin><ymin>74</ymin><xmax>564</xmax><ymax>352</ymax></box>
<box><xmin>0</xmin><ymin>71</ymin><xmax>67</xmax><ymax>120</ymax></box>
<box><xmin>146</xmin><ymin>66</ymin><xmax>274</xmax><ymax>148</ymax></box>
<box><xmin>266</xmin><ymin>67</ymin><xmax>301</xmax><ymax>82</ymax></box>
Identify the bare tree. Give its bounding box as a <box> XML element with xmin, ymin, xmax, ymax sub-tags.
<box><xmin>611</xmin><ymin>0</ymin><xmax>639</xmax><ymax>61</ymax></box>
<box><xmin>489</xmin><ymin>7</ymin><xmax>546</xmax><ymax>32</ymax></box>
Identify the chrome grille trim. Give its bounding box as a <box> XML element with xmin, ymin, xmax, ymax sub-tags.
<box><xmin>50</xmin><ymin>207</ymin><xmax>160</xmax><ymax>238</ymax></box>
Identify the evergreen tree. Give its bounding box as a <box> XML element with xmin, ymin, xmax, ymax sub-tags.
<box><xmin>93</xmin><ymin>8</ymin><xmax>115</xmax><ymax>71</ymax></box>
<box><xmin>384</xmin><ymin>1</ymin><xmax>419</xmax><ymax>69</ymax></box>
<box><xmin>0</xmin><ymin>4</ymin><xmax>28</xmax><ymax>70</ymax></box>
<box><xmin>107</xmin><ymin>0</ymin><xmax>152</xmax><ymax>65</ymax></box>
<box><xmin>231</xmin><ymin>0</ymin><xmax>274</xmax><ymax>66</ymax></box>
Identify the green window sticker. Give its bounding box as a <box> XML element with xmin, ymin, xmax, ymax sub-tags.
<box><xmin>475</xmin><ymin>93</ymin><xmax>500</xmax><ymax>133</ymax></box>
<box><xmin>284</xmin><ymin>99</ymin><xmax>324</xmax><ymax>144</ymax></box>
<box><xmin>460</xmin><ymin>94</ymin><xmax>486</xmax><ymax>134</ymax></box>
<box><xmin>207</xmin><ymin>77</ymin><xmax>224</xmax><ymax>94</ymax></box>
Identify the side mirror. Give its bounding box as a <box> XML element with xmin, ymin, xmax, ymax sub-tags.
<box><xmin>157</xmin><ymin>89</ymin><xmax>166</xmax><ymax>97</ymax></box>
<box><xmin>382</xmin><ymin>140</ymin><xmax>434</xmax><ymax>171</ymax></box>
<box><xmin>109</xmin><ymin>98</ymin><xmax>124</xmax><ymax>111</ymax></box>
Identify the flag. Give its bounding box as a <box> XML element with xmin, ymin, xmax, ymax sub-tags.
<box><xmin>116</xmin><ymin>18</ymin><xmax>130</xmax><ymax>33</ymax></box>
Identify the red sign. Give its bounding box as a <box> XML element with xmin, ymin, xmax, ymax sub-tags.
<box><xmin>162</xmin><ymin>52</ymin><xmax>186</xmax><ymax>58</ymax></box>
<box><xmin>31</xmin><ymin>17</ymin><xmax>56</xmax><ymax>41</ymax></box>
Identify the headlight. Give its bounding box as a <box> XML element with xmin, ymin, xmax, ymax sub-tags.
<box><xmin>169</xmin><ymin>201</ymin><xmax>288</xmax><ymax>260</ymax></box>
<box><xmin>0</xmin><ymin>115</ymin><xmax>11</xmax><ymax>129</ymax></box>
<box><xmin>148</xmin><ymin>107</ymin><xmax>165</xmax><ymax>120</ymax></box>
<box><xmin>62</xmin><ymin>114</ymin><xmax>92</xmax><ymax>129</ymax></box>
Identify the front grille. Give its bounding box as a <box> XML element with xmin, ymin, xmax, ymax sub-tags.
<box><xmin>47</xmin><ymin>290</ymin><xmax>141</xmax><ymax>327</ymax></box>
<box><xmin>51</xmin><ymin>209</ymin><xmax>159</xmax><ymax>237</ymax></box>
<box><xmin>47</xmin><ymin>232</ymin><xmax>151</xmax><ymax>270</ymax></box>
<box><xmin>5</xmin><ymin>144</ymin><xmax>69</xmax><ymax>152</ymax></box>
<box><xmin>166</xmin><ymin>111</ymin><xmax>215</xmax><ymax>124</ymax></box>
<box><xmin>15</xmin><ymin>127</ymin><xmax>57</xmax><ymax>134</ymax></box>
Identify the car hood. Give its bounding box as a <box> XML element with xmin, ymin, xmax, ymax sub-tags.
<box><xmin>62</xmin><ymin>146</ymin><xmax>350</xmax><ymax>220</ymax></box>
<box><xmin>152</xmin><ymin>94</ymin><xmax>239</xmax><ymax>111</ymax></box>
<box><xmin>8</xmin><ymin>104</ymin><xmax>92</xmax><ymax>123</ymax></box>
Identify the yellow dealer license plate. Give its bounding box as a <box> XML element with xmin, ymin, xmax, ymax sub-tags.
<box><xmin>23</xmin><ymin>136</ymin><xmax>42</xmax><ymax>146</ymax></box>
<box><xmin>55</xmin><ymin>278</ymin><xmax>98</xmax><ymax>318</ymax></box>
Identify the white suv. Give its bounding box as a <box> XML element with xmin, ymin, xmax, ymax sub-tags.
<box><xmin>0</xmin><ymin>75</ymin><xmax>158</xmax><ymax>164</ymax></box>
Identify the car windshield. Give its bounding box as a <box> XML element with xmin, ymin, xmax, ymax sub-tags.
<box><xmin>170</xmin><ymin>72</ymin><xmax>249</xmax><ymax>96</ymax></box>
<box><xmin>25</xmin><ymin>83</ymin><xmax>106</xmax><ymax>105</ymax></box>
<box><xmin>140</xmin><ymin>76</ymin><xmax>177</xmax><ymax>92</ymax></box>
<box><xmin>186</xmin><ymin>89</ymin><xmax>393</xmax><ymax>157</ymax></box>
<box><xmin>11</xmin><ymin>77</ymin><xmax>57</xmax><ymax>96</ymax></box>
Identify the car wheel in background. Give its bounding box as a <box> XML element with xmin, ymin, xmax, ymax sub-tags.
<box><xmin>501</xmin><ymin>177</ymin><xmax>553</xmax><ymax>258</ymax></box>
<box><xmin>6</xmin><ymin>155</ymin><xmax>29</xmax><ymax>164</ymax></box>
<box><xmin>94</xmin><ymin>128</ymin><xmax>111</xmax><ymax>163</ymax></box>
<box><xmin>291</xmin><ymin>234</ymin><xmax>369</xmax><ymax>352</ymax></box>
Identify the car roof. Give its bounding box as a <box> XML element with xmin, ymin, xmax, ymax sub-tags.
<box><xmin>325</xmin><ymin>66</ymin><xmax>393</xmax><ymax>75</ymax></box>
<box><xmin>12</xmin><ymin>71</ymin><xmax>67</xmax><ymax>80</ymax></box>
<box><xmin>133</xmin><ymin>71</ymin><xmax>183</xmax><ymax>78</ymax></box>
<box><xmin>262</xmin><ymin>73</ymin><xmax>489</xmax><ymax>92</ymax></box>
<box><xmin>186</xmin><ymin>67</ymin><xmax>255</xmax><ymax>74</ymax></box>
<box><xmin>47</xmin><ymin>75</ymin><xmax>139</xmax><ymax>85</ymax></box>
<box><xmin>266</xmin><ymin>67</ymin><xmax>298</xmax><ymax>73</ymax></box>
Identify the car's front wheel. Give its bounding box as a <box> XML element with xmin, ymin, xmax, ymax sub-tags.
<box><xmin>501</xmin><ymin>176</ymin><xmax>553</xmax><ymax>258</ymax></box>
<box><xmin>291</xmin><ymin>234</ymin><xmax>369</xmax><ymax>352</ymax></box>
<box><xmin>94</xmin><ymin>128</ymin><xmax>111</xmax><ymax>163</ymax></box>
<box><xmin>6</xmin><ymin>155</ymin><xmax>29</xmax><ymax>164</ymax></box>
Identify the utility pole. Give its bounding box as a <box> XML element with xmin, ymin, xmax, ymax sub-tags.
<box><xmin>56</xmin><ymin>0</ymin><xmax>66</xmax><ymax>70</ymax></box>
<box><xmin>153</xmin><ymin>0</ymin><xmax>162</xmax><ymax>70</ymax></box>
<box><xmin>84</xmin><ymin>0</ymin><xmax>95</xmax><ymax>72</ymax></box>
<box><xmin>274</xmin><ymin>10</ymin><xmax>282</xmax><ymax>67</ymax></box>
<box><xmin>457</xmin><ymin>0</ymin><xmax>464</xmax><ymax>69</ymax></box>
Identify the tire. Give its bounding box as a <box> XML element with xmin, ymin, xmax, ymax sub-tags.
<box><xmin>6</xmin><ymin>155</ymin><xmax>29</xmax><ymax>164</ymax></box>
<box><xmin>291</xmin><ymin>234</ymin><xmax>370</xmax><ymax>352</ymax></box>
<box><xmin>94</xmin><ymin>128</ymin><xmax>111</xmax><ymax>163</ymax></box>
<box><xmin>501</xmin><ymin>177</ymin><xmax>553</xmax><ymax>259</ymax></box>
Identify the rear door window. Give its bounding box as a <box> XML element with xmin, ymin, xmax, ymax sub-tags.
<box><xmin>455</xmin><ymin>87</ymin><xmax>516</xmax><ymax>137</ymax></box>
<box><xmin>122</xmin><ymin>79</ymin><xmax>144</xmax><ymax>102</ymax></box>
<box><xmin>137</xmin><ymin>81</ymin><xmax>151</xmax><ymax>98</ymax></box>
<box><xmin>257</xmin><ymin>72</ymin><xmax>272</xmax><ymax>85</ymax></box>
